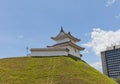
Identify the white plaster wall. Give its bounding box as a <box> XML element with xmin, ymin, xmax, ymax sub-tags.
<box><xmin>56</xmin><ymin>46</ymin><xmax>80</xmax><ymax>58</ymax></box>
<box><xmin>66</xmin><ymin>46</ymin><xmax>80</xmax><ymax>58</ymax></box>
<box><xmin>56</xmin><ymin>38</ymin><xmax>76</xmax><ymax>44</ymax></box>
<box><xmin>56</xmin><ymin>38</ymin><xmax>70</xmax><ymax>43</ymax></box>
<box><xmin>101</xmin><ymin>52</ymin><xmax>108</xmax><ymax>76</ymax></box>
<box><xmin>30</xmin><ymin>51</ymin><xmax>68</xmax><ymax>56</ymax></box>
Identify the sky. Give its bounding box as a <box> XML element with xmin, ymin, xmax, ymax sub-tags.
<box><xmin>0</xmin><ymin>0</ymin><xmax>120</xmax><ymax>72</ymax></box>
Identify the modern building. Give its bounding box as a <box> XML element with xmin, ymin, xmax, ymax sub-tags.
<box><xmin>30</xmin><ymin>27</ymin><xmax>84</xmax><ymax>58</ymax></box>
<box><xmin>101</xmin><ymin>45</ymin><xmax>120</xmax><ymax>78</ymax></box>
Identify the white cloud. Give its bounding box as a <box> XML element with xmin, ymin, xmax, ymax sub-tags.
<box><xmin>90</xmin><ymin>61</ymin><xmax>102</xmax><ymax>72</ymax></box>
<box><xmin>105</xmin><ymin>0</ymin><xmax>117</xmax><ymax>7</ymax></box>
<box><xmin>83</xmin><ymin>28</ymin><xmax>120</xmax><ymax>55</ymax></box>
<box><xmin>115</xmin><ymin>13</ymin><xmax>120</xmax><ymax>19</ymax></box>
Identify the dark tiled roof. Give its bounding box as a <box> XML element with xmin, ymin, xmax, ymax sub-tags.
<box><xmin>49</xmin><ymin>41</ymin><xmax>84</xmax><ymax>50</ymax></box>
<box><xmin>51</xmin><ymin>27</ymin><xmax>80</xmax><ymax>42</ymax></box>
<box><xmin>30</xmin><ymin>47</ymin><xmax>69</xmax><ymax>52</ymax></box>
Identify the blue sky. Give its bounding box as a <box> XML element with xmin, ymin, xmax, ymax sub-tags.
<box><xmin>0</xmin><ymin>0</ymin><xmax>120</xmax><ymax>71</ymax></box>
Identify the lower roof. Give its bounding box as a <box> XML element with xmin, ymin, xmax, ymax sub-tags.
<box><xmin>48</xmin><ymin>41</ymin><xmax>85</xmax><ymax>50</ymax></box>
<box><xmin>30</xmin><ymin>47</ymin><xmax>69</xmax><ymax>52</ymax></box>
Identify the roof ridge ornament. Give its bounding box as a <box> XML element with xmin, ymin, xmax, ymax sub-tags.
<box><xmin>60</xmin><ymin>26</ymin><xmax>64</xmax><ymax>32</ymax></box>
<box><xmin>68</xmin><ymin>32</ymin><xmax>71</xmax><ymax>35</ymax></box>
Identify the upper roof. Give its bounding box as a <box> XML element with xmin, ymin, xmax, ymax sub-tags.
<box><xmin>51</xmin><ymin>27</ymin><xmax>80</xmax><ymax>42</ymax></box>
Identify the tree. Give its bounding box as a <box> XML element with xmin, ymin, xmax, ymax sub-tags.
<box><xmin>115</xmin><ymin>77</ymin><xmax>120</xmax><ymax>84</ymax></box>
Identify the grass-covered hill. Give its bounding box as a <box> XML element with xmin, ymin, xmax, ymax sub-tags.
<box><xmin>0</xmin><ymin>56</ymin><xmax>117</xmax><ymax>84</ymax></box>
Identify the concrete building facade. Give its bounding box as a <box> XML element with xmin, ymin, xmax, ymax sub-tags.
<box><xmin>101</xmin><ymin>45</ymin><xmax>120</xmax><ymax>78</ymax></box>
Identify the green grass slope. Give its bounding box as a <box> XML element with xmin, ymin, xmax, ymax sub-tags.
<box><xmin>0</xmin><ymin>56</ymin><xmax>117</xmax><ymax>84</ymax></box>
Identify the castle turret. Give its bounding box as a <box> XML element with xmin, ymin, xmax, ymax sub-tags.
<box><xmin>30</xmin><ymin>27</ymin><xmax>84</xmax><ymax>58</ymax></box>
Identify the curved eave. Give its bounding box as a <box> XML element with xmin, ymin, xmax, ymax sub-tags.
<box><xmin>51</xmin><ymin>35</ymin><xmax>80</xmax><ymax>42</ymax></box>
<box><xmin>49</xmin><ymin>41</ymin><xmax>85</xmax><ymax>51</ymax></box>
<box><xmin>68</xmin><ymin>42</ymin><xmax>85</xmax><ymax>50</ymax></box>
<box><xmin>51</xmin><ymin>27</ymin><xmax>66</xmax><ymax>41</ymax></box>
<box><xmin>67</xmin><ymin>34</ymin><xmax>80</xmax><ymax>42</ymax></box>
<box><xmin>51</xmin><ymin>28</ymin><xmax>80</xmax><ymax>42</ymax></box>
